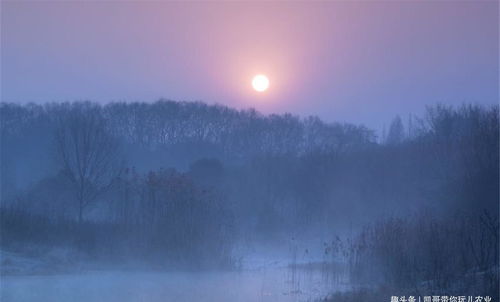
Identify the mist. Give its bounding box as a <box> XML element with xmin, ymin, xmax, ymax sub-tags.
<box><xmin>1</xmin><ymin>100</ymin><xmax>498</xmax><ymax>301</ymax></box>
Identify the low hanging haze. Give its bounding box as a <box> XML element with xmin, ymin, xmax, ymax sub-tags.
<box><xmin>1</xmin><ymin>1</ymin><xmax>498</xmax><ymax>130</ymax></box>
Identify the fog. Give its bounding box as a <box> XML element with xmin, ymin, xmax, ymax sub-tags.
<box><xmin>1</xmin><ymin>100</ymin><xmax>498</xmax><ymax>301</ymax></box>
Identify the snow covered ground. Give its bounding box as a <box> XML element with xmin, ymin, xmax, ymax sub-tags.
<box><xmin>1</xmin><ymin>267</ymin><xmax>349</xmax><ymax>302</ymax></box>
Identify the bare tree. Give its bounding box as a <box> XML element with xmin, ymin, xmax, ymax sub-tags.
<box><xmin>385</xmin><ymin>115</ymin><xmax>405</xmax><ymax>145</ymax></box>
<box><xmin>55</xmin><ymin>103</ymin><xmax>122</xmax><ymax>223</ymax></box>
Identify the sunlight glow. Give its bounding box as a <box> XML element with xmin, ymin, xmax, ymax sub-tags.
<box><xmin>252</xmin><ymin>75</ymin><xmax>269</xmax><ymax>92</ymax></box>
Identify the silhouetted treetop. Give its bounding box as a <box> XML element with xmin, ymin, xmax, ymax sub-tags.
<box><xmin>0</xmin><ymin>100</ymin><xmax>375</xmax><ymax>158</ymax></box>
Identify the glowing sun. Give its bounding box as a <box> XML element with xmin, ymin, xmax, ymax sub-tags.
<box><xmin>252</xmin><ymin>75</ymin><xmax>269</xmax><ymax>92</ymax></box>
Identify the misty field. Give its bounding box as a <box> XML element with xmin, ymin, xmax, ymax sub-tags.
<box><xmin>1</xmin><ymin>269</ymin><xmax>333</xmax><ymax>302</ymax></box>
<box><xmin>0</xmin><ymin>101</ymin><xmax>498</xmax><ymax>301</ymax></box>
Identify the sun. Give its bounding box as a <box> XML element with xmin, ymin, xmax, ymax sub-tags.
<box><xmin>252</xmin><ymin>75</ymin><xmax>269</xmax><ymax>92</ymax></box>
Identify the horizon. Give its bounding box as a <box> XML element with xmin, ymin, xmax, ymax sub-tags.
<box><xmin>2</xmin><ymin>1</ymin><xmax>498</xmax><ymax>131</ymax></box>
<box><xmin>5</xmin><ymin>98</ymin><xmax>498</xmax><ymax>140</ymax></box>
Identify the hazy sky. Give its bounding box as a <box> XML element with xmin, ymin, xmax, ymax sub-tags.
<box><xmin>1</xmin><ymin>1</ymin><xmax>498</xmax><ymax>129</ymax></box>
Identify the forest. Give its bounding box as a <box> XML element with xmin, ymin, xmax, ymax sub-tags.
<box><xmin>1</xmin><ymin>100</ymin><xmax>498</xmax><ymax>299</ymax></box>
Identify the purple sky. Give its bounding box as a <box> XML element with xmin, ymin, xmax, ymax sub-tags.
<box><xmin>1</xmin><ymin>1</ymin><xmax>498</xmax><ymax>130</ymax></box>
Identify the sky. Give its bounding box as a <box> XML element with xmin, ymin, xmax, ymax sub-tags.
<box><xmin>1</xmin><ymin>1</ymin><xmax>498</xmax><ymax>130</ymax></box>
